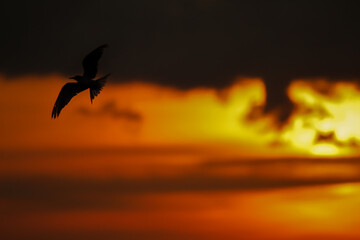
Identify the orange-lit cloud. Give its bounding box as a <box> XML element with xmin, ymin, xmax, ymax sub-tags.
<box><xmin>0</xmin><ymin>75</ymin><xmax>272</xmax><ymax>154</ymax></box>
<box><xmin>3</xmin><ymin>75</ymin><xmax>360</xmax><ymax>157</ymax></box>
<box><xmin>281</xmin><ymin>79</ymin><xmax>360</xmax><ymax>156</ymax></box>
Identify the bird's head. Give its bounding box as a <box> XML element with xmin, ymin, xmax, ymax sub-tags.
<box><xmin>69</xmin><ymin>75</ymin><xmax>83</xmax><ymax>81</ymax></box>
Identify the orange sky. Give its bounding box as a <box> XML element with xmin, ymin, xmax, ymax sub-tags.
<box><xmin>2</xmin><ymin>75</ymin><xmax>360</xmax><ymax>239</ymax></box>
<box><xmin>1</xmin><ymin>74</ymin><xmax>270</xmax><ymax>152</ymax></box>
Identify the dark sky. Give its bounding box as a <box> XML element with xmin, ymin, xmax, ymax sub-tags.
<box><xmin>2</xmin><ymin>0</ymin><xmax>360</xmax><ymax>115</ymax></box>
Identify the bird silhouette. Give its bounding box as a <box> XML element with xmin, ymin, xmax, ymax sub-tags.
<box><xmin>52</xmin><ymin>44</ymin><xmax>110</xmax><ymax>118</ymax></box>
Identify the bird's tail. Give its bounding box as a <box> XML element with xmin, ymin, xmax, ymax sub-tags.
<box><xmin>90</xmin><ymin>74</ymin><xmax>110</xmax><ymax>103</ymax></box>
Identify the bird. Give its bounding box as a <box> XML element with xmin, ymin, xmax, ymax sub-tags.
<box><xmin>51</xmin><ymin>44</ymin><xmax>110</xmax><ymax>118</ymax></box>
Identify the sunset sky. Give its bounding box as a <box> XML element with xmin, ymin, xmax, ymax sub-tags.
<box><xmin>2</xmin><ymin>1</ymin><xmax>360</xmax><ymax>240</ymax></box>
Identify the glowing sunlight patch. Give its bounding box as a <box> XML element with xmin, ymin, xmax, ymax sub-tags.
<box><xmin>280</xmin><ymin>79</ymin><xmax>360</xmax><ymax>156</ymax></box>
<box><xmin>310</xmin><ymin>143</ymin><xmax>340</xmax><ymax>156</ymax></box>
<box><xmin>331</xmin><ymin>184</ymin><xmax>360</xmax><ymax>196</ymax></box>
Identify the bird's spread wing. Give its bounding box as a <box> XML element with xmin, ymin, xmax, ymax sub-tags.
<box><xmin>52</xmin><ymin>82</ymin><xmax>87</xmax><ymax>118</ymax></box>
<box><xmin>82</xmin><ymin>44</ymin><xmax>108</xmax><ymax>79</ymax></box>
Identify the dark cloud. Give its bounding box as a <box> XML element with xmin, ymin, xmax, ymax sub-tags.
<box><xmin>7</xmin><ymin>231</ymin><xmax>197</xmax><ymax>240</ymax></box>
<box><xmin>77</xmin><ymin>101</ymin><xmax>142</xmax><ymax>121</ymax></box>
<box><xmin>314</xmin><ymin>131</ymin><xmax>360</xmax><ymax>147</ymax></box>
<box><xmin>1</xmin><ymin>155</ymin><xmax>360</xmax><ymax>212</ymax></box>
<box><xmin>2</xmin><ymin>1</ymin><xmax>360</xmax><ymax>119</ymax></box>
<box><xmin>1</xmin><ymin>169</ymin><xmax>359</xmax><ymax>213</ymax></box>
<box><xmin>314</xmin><ymin>132</ymin><xmax>337</xmax><ymax>144</ymax></box>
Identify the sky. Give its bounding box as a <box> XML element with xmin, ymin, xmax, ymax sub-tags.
<box><xmin>2</xmin><ymin>1</ymin><xmax>360</xmax><ymax>239</ymax></box>
<box><xmin>2</xmin><ymin>1</ymin><xmax>360</xmax><ymax>116</ymax></box>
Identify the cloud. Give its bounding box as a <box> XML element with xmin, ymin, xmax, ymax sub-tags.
<box><xmin>1</xmin><ymin>153</ymin><xmax>360</xmax><ymax>212</ymax></box>
<box><xmin>77</xmin><ymin>101</ymin><xmax>142</xmax><ymax>122</ymax></box>
<box><xmin>2</xmin><ymin>1</ymin><xmax>360</xmax><ymax>120</ymax></box>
